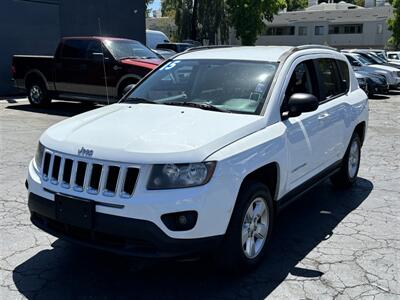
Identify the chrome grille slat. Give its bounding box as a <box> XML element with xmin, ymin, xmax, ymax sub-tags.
<box><xmin>48</xmin><ymin>154</ymin><xmax>55</xmax><ymax>184</ymax></box>
<box><xmin>40</xmin><ymin>149</ymin><xmax>139</xmax><ymax>198</ymax></box>
<box><xmin>57</xmin><ymin>157</ymin><xmax>65</xmax><ymax>184</ymax></box>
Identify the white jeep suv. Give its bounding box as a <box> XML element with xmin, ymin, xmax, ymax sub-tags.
<box><xmin>27</xmin><ymin>45</ymin><xmax>368</xmax><ymax>270</ymax></box>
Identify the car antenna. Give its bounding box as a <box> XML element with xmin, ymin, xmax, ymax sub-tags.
<box><xmin>98</xmin><ymin>17</ymin><xmax>110</xmax><ymax>105</ymax></box>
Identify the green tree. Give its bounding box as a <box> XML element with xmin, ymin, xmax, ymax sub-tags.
<box><xmin>227</xmin><ymin>0</ymin><xmax>286</xmax><ymax>45</ymax></box>
<box><xmin>162</xmin><ymin>0</ymin><xmax>195</xmax><ymax>41</ymax></box>
<box><xmin>198</xmin><ymin>0</ymin><xmax>229</xmax><ymax>44</ymax></box>
<box><xmin>286</xmin><ymin>0</ymin><xmax>307</xmax><ymax>11</ymax></box>
<box><xmin>162</xmin><ymin>0</ymin><xmax>229</xmax><ymax>44</ymax></box>
<box><xmin>388</xmin><ymin>0</ymin><xmax>400</xmax><ymax>49</ymax></box>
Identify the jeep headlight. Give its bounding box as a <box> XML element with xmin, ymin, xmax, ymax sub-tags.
<box><xmin>34</xmin><ymin>142</ymin><xmax>44</xmax><ymax>169</ymax></box>
<box><xmin>147</xmin><ymin>162</ymin><xmax>216</xmax><ymax>189</ymax></box>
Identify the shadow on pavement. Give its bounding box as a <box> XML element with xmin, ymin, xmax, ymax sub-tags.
<box><xmin>6</xmin><ymin>101</ymin><xmax>100</xmax><ymax>117</ymax></box>
<box><xmin>13</xmin><ymin>178</ymin><xmax>373</xmax><ymax>299</ymax></box>
<box><xmin>369</xmin><ymin>94</ymin><xmax>390</xmax><ymax>100</ymax></box>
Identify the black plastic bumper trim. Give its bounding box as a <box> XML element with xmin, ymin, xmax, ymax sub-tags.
<box><xmin>28</xmin><ymin>193</ymin><xmax>223</xmax><ymax>258</ymax></box>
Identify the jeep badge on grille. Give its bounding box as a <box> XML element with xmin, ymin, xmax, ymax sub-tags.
<box><xmin>77</xmin><ymin>147</ymin><xmax>93</xmax><ymax>157</ymax></box>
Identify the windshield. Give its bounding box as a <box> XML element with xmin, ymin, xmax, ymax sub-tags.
<box><xmin>125</xmin><ymin>59</ymin><xmax>278</xmax><ymax>115</ymax></box>
<box><xmin>354</xmin><ymin>54</ymin><xmax>371</xmax><ymax>65</ymax></box>
<box><xmin>104</xmin><ymin>39</ymin><xmax>159</xmax><ymax>60</ymax></box>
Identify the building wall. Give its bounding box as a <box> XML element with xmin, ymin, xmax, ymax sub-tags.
<box><xmin>0</xmin><ymin>0</ymin><xmax>60</xmax><ymax>95</ymax></box>
<box><xmin>60</xmin><ymin>0</ymin><xmax>145</xmax><ymax>43</ymax></box>
<box><xmin>254</xmin><ymin>20</ymin><xmax>391</xmax><ymax>49</ymax></box>
<box><xmin>0</xmin><ymin>0</ymin><xmax>145</xmax><ymax>95</ymax></box>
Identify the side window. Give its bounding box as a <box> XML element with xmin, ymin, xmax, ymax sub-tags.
<box><xmin>61</xmin><ymin>39</ymin><xmax>91</xmax><ymax>59</ymax></box>
<box><xmin>282</xmin><ymin>61</ymin><xmax>315</xmax><ymax>112</ymax></box>
<box><xmin>336</xmin><ymin>60</ymin><xmax>350</xmax><ymax>94</ymax></box>
<box><xmin>315</xmin><ymin>58</ymin><xmax>342</xmax><ymax>101</ymax></box>
<box><xmin>86</xmin><ymin>40</ymin><xmax>103</xmax><ymax>59</ymax></box>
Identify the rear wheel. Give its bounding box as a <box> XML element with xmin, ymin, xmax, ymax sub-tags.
<box><xmin>330</xmin><ymin>133</ymin><xmax>361</xmax><ymax>188</ymax></box>
<box><xmin>27</xmin><ymin>81</ymin><xmax>51</xmax><ymax>107</ymax></box>
<box><xmin>216</xmin><ymin>181</ymin><xmax>274</xmax><ymax>273</ymax></box>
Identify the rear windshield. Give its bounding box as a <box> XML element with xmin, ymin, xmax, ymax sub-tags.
<box><xmin>125</xmin><ymin>59</ymin><xmax>278</xmax><ymax>115</ymax></box>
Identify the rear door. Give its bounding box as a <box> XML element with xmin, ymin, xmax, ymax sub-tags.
<box><xmin>313</xmin><ymin>58</ymin><xmax>349</xmax><ymax>169</ymax></box>
<box><xmin>55</xmin><ymin>39</ymin><xmax>91</xmax><ymax>94</ymax></box>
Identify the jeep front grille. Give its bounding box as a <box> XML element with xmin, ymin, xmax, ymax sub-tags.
<box><xmin>40</xmin><ymin>150</ymin><xmax>139</xmax><ymax>198</ymax></box>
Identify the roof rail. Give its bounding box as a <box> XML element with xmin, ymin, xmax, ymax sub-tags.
<box><xmin>184</xmin><ymin>45</ymin><xmax>235</xmax><ymax>53</ymax></box>
<box><xmin>294</xmin><ymin>44</ymin><xmax>338</xmax><ymax>52</ymax></box>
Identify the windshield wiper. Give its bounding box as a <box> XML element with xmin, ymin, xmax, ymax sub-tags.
<box><xmin>165</xmin><ymin>101</ymin><xmax>231</xmax><ymax>113</ymax></box>
<box><xmin>124</xmin><ymin>97</ymin><xmax>160</xmax><ymax>105</ymax></box>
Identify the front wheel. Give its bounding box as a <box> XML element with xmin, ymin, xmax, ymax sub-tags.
<box><xmin>330</xmin><ymin>133</ymin><xmax>361</xmax><ymax>188</ymax></box>
<box><xmin>216</xmin><ymin>181</ymin><xmax>274</xmax><ymax>273</ymax></box>
<box><xmin>27</xmin><ymin>81</ymin><xmax>51</xmax><ymax>107</ymax></box>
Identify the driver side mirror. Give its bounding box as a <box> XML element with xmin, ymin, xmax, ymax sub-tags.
<box><xmin>287</xmin><ymin>93</ymin><xmax>319</xmax><ymax>118</ymax></box>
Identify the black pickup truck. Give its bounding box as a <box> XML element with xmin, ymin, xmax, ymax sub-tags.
<box><xmin>12</xmin><ymin>37</ymin><xmax>163</xmax><ymax>106</ymax></box>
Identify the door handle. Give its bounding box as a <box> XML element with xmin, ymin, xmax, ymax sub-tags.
<box><xmin>318</xmin><ymin>112</ymin><xmax>329</xmax><ymax>120</ymax></box>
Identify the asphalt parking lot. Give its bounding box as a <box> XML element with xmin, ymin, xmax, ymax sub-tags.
<box><xmin>0</xmin><ymin>93</ymin><xmax>399</xmax><ymax>299</ymax></box>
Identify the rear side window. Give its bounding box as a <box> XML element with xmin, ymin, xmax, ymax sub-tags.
<box><xmin>315</xmin><ymin>58</ymin><xmax>342</xmax><ymax>101</ymax></box>
<box><xmin>61</xmin><ymin>39</ymin><xmax>91</xmax><ymax>59</ymax></box>
<box><xmin>336</xmin><ymin>59</ymin><xmax>350</xmax><ymax>93</ymax></box>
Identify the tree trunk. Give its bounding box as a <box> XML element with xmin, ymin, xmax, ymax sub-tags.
<box><xmin>191</xmin><ymin>0</ymin><xmax>198</xmax><ymax>41</ymax></box>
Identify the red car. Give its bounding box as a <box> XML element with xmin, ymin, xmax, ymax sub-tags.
<box><xmin>12</xmin><ymin>37</ymin><xmax>163</xmax><ymax>106</ymax></box>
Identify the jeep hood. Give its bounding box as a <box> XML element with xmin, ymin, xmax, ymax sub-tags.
<box><xmin>42</xmin><ymin>103</ymin><xmax>265</xmax><ymax>163</ymax></box>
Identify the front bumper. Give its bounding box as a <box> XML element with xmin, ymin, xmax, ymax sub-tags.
<box><xmin>29</xmin><ymin>192</ymin><xmax>223</xmax><ymax>257</ymax></box>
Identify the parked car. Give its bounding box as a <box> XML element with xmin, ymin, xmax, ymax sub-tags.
<box><xmin>27</xmin><ymin>45</ymin><xmax>368</xmax><ymax>271</ymax></box>
<box><xmin>155</xmin><ymin>42</ymin><xmax>193</xmax><ymax>53</ymax></box>
<box><xmin>387</xmin><ymin>51</ymin><xmax>400</xmax><ymax>62</ymax></box>
<box><xmin>365</xmin><ymin>49</ymin><xmax>387</xmax><ymax>61</ymax></box>
<box><xmin>343</xmin><ymin>52</ymin><xmax>400</xmax><ymax>90</ymax></box>
<box><xmin>12</xmin><ymin>37</ymin><xmax>163</xmax><ymax>106</ymax></box>
<box><xmin>343</xmin><ymin>49</ymin><xmax>400</xmax><ymax>68</ymax></box>
<box><xmin>146</xmin><ymin>30</ymin><xmax>170</xmax><ymax>49</ymax></box>
<box><xmin>153</xmin><ymin>48</ymin><xmax>177</xmax><ymax>59</ymax></box>
<box><xmin>355</xmin><ymin>70</ymin><xmax>388</xmax><ymax>97</ymax></box>
<box><xmin>354</xmin><ymin>72</ymin><xmax>368</xmax><ymax>94</ymax></box>
<box><xmin>182</xmin><ymin>39</ymin><xmax>202</xmax><ymax>47</ymax></box>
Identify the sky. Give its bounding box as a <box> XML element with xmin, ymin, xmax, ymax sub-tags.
<box><xmin>149</xmin><ymin>0</ymin><xmax>161</xmax><ymax>10</ymax></box>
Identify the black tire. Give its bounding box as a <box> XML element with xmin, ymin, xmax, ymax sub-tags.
<box><xmin>119</xmin><ymin>83</ymin><xmax>136</xmax><ymax>98</ymax></box>
<box><xmin>330</xmin><ymin>132</ymin><xmax>361</xmax><ymax>188</ymax></box>
<box><xmin>27</xmin><ymin>80</ymin><xmax>51</xmax><ymax>107</ymax></box>
<box><xmin>215</xmin><ymin>180</ymin><xmax>274</xmax><ymax>273</ymax></box>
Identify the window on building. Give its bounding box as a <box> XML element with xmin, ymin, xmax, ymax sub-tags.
<box><xmin>328</xmin><ymin>24</ymin><xmax>363</xmax><ymax>34</ymax></box>
<box><xmin>377</xmin><ymin>24</ymin><xmax>383</xmax><ymax>34</ymax></box>
<box><xmin>314</xmin><ymin>26</ymin><xmax>324</xmax><ymax>35</ymax></box>
<box><xmin>265</xmin><ymin>26</ymin><xmax>295</xmax><ymax>36</ymax></box>
<box><xmin>298</xmin><ymin>26</ymin><xmax>308</xmax><ymax>36</ymax></box>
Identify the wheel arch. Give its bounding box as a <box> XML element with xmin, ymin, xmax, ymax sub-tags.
<box><xmin>117</xmin><ymin>74</ymin><xmax>141</xmax><ymax>97</ymax></box>
<box><xmin>239</xmin><ymin>162</ymin><xmax>280</xmax><ymax>203</ymax></box>
<box><xmin>24</xmin><ymin>70</ymin><xmax>49</xmax><ymax>90</ymax></box>
<box><xmin>354</xmin><ymin>121</ymin><xmax>366</xmax><ymax>145</ymax></box>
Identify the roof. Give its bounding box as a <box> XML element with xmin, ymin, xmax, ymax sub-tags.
<box><xmin>176</xmin><ymin>46</ymin><xmax>294</xmax><ymax>62</ymax></box>
<box><xmin>306</xmin><ymin>2</ymin><xmax>363</xmax><ymax>11</ymax></box>
<box><xmin>62</xmin><ymin>36</ymin><xmax>133</xmax><ymax>41</ymax></box>
<box><xmin>266</xmin><ymin>4</ymin><xmax>392</xmax><ymax>25</ymax></box>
